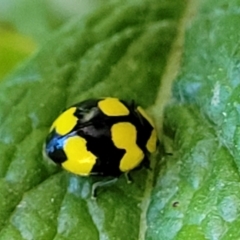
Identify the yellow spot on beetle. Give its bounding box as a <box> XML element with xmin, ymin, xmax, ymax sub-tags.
<box><xmin>137</xmin><ymin>106</ymin><xmax>157</xmax><ymax>153</ymax></box>
<box><xmin>62</xmin><ymin>136</ymin><xmax>96</xmax><ymax>176</ymax></box>
<box><xmin>111</xmin><ymin>122</ymin><xmax>144</xmax><ymax>172</ymax></box>
<box><xmin>146</xmin><ymin>129</ymin><xmax>157</xmax><ymax>153</ymax></box>
<box><xmin>98</xmin><ymin>98</ymin><xmax>129</xmax><ymax>116</ymax></box>
<box><xmin>50</xmin><ymin>107</ymin><xmax>78</xmax><ymax>135</ymax></box>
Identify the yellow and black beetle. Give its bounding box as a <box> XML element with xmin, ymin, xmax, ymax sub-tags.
<box><xmin>44</xmin><ymin>97</ymin><xmax>157</xmax><ymax>197</ymax></box>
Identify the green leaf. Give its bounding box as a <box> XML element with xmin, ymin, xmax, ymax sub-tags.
<box><xmin>0</xmin><ymin>0</ymin><xmax>240</xmax><ymax>240</ymax></box>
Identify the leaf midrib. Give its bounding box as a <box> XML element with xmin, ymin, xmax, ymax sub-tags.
<box><xmin>138</xmin><ymin>1</ymin><xmax>201</xmax><ymax>239</ymax></box>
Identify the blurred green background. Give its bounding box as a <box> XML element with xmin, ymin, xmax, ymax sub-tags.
<box><xmin>0</xmin><ymin>0</ymin><xmax>105</xmax><ymax>80</ymax></box>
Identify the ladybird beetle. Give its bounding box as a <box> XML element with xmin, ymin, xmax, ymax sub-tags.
<box><xmin>44</xmin><ymin>97</ymin><xmax>157</xmax><ymax>197</ymax></box>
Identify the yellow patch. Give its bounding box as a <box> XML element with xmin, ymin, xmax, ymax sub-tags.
<box><xmin>98</xmin><ymin>98</ymin><xmax>129</xmax><ymax>116</ymax></box>
<box><xmin>50</xmin><ymin>107</ymin><xmax>77</xmax><ymax>135</ymax></box>
<box><xmin>137</xmin><ymin>106</ymin><xmax>154</xmax><ymax>127</ymax></box>
<box><xmin>62</xmin><ymin>136</ymin><xmax>96</xmax><ymax>176</ymax></box>
<box><xmin>111</xmin><ymin>122</ymin><xmax>144</xmax><ymax>172</ymax></box>
<box><xmin>137</xmin><ymin>106</ymin><xmax>157</xmax><ymax>153</ymax></box>
<box><xmin>146</xmin><ymin>129</ymin><xmax>157</xmax><ymax>153</ymax></box>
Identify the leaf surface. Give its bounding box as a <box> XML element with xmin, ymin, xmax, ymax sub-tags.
<box><xmin>1</xmin><ymin>0</ymin><xmax>240</xmax><ymax>240</ymax></box>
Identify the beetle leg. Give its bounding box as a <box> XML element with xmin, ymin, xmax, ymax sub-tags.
<box><xmin>124</xmin><ymin>172</ymin><xmax>132</xmax><ymax>184</ymax></box>
<box><xmin>91</xmin><ymin>178</ymin><xmax>118</xmax><ymax>199</ymax></box>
